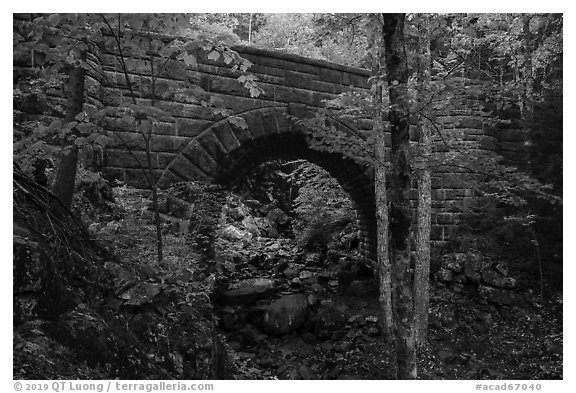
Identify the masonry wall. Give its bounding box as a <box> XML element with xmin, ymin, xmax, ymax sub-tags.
<box><xmin>12</xmin><ymin>17</ymin><xmax>528</xmax><ymax>257</ymax></box>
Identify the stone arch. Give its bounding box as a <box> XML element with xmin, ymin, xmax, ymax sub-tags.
<box><xmin>157</xmin><ymin>106</ymin><xmax>377</xmax><ymax>263</ymax></box>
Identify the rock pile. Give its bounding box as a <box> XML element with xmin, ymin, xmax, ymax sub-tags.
<box><xmin>437</xmin><ymin>252</ymin><xmax>522</xmax><ymax>305</ymax></box>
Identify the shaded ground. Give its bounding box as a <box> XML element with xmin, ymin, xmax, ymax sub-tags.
<box><xmin>13</xmin><ymin>180</ymin><xmax>562</xmax><ymax>380</ymax></box>
<box><xmin>212</xmin><ymin>234</ymin><xmax>562</xmax><ymax>380</ymax></box>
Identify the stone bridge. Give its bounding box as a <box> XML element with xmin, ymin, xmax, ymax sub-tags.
<box><xmin>88</xmin><ymin>43</ymin><xmax>514</xmax><ymax>262</ymax></box>
<box><xmin>96</xmin><ymin>45</ymin><xmax>382</xmax><ymax>260</ymax></box>
<box><xmin>14</xmin><ymin>23</ymin><xmax>518</xmax><ymax>262</ymax></box>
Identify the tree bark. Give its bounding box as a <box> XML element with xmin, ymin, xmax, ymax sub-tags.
<box><xmin>52</xmin><ymin>51</ymin><xmax>87</xmax><ymax>210</ymax></box>
<box><xmin>374</xmin><ymin>69</ymin><xmax>394</xmax><ymax>341</ymax></box>
<box><xmin>382</xmin><ymin>13</ymin><xmax>417</xmax><ymax>380</ymax></box>
<box><xmin>414</xmin><ymin>14</ymin><xmax>432</xmax><ymax>348</ymax></box>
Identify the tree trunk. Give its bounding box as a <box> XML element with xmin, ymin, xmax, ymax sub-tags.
<box><xmin>52</xmin><ymin>51</ymin><xmax>87</xmax><ymax>210</ymax></box>
<box><xmin>382</xmin><ymin>13</ymin><xmax>417</xmax><ymax>380</ymax></box>
<box><xmin>248</xmin><ymin>13</ymin><xmax>253</xmax><ymax>44</ymax></box>
<box><xmin>414</xmin><ymin>14</ymin><xmax>432</xmax><ymax>348</ymax></box>
<box><xmin>368</xmin><ymin>13</ymin><xmax>394</xmax><ymax>342</ymax></box>
<box><xmin>374</xmin><ymin>70</ymin><xmax>394</xmax><ymax>342</ymax></box>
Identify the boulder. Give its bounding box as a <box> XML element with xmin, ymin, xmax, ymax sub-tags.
<box><xmin>283</xmin><ymin>265</ymin><xmax>300</xmax><ymax>279</ymax></box>
<box><xmin>304</xmin><ymin>252</ymin><xmax>321</xmax><ymax>267</ymax></box>
<box><xmin>220</xmin><ymin>278</ymin><xmax>276</xmax><ymax>306</ymax></box>
<box><xmin>481</xmin><ymin>269</ymin><xmax>517</xmax><ymax>289</ymax></box>
<box><xmin>443</xmin><ymin>254</ymin><xmax>464</xmax><ymax>273</ymax></box>
<box><xmin>262</xmin><ymin>294</ymin><xmax>309</xmax><ymax>336</ymax></box>
<box><xmin>464</xmin><ymin>252</ymin><xmax>490</xmax><ymax>283</ymax></box>
<box><xmin>220</xmin><ymin>225</ymin><xmax>251</xmax><ymax>241</ymax></box>
<box><xmin>241</xmin><ymin>216</ymin><xmax>261</xmax><ymax>237</ymax></box>
<box><xmin>478</xmin><ymin>285</ymin><xmax>523</xmax><ymax>305</ymax></box>
<box><xmin>314</xmin><ymin>301</ymin><xmax>347</xmax><ymax>339</ymax></box>
<box><xmin>266</xmin><ymin>207</ymin><xmax>290</xmax><ymax>226</ymax></box>
<box><xmin>118</xmin><ymin>282</ymin><xmax>164</xmax><ymax>306</ymax></box>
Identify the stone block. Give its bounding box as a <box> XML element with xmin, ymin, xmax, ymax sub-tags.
<box><xmin>220</xmin><ymin>278</ymin><xmax>276</xmax><ymax>306</ymax></box>
<box><xmin>150</xmin><ymin>101</ymin><xmax>190</xmax><ymax>119</ymax></box>
<box><xmin>227</xmin><ymin>114</ymin><xmax>256</xmax><ymax>142</ymax></box>
<box><xmin>296</xmin><ymin>62</ymin><xmax>320</xmax><ymax>76</ymax></box>
<box><xmin>106</xmin><ymin>149</ymin><xmax>149</xmax><ymax>169</ymax></box>
<box><xmin>197</xmin><ymin>130</ymin><xmax>229</xmax><ymax>163</ymax></box>
<box><xmin>153</xmin><ymin>121</ymin><xmax>176</xmax><ymax>136</ymax></box>
<box><xmin>431</xmin><ymin>225</ymin><xmax>444</xmax><ymax>241</ymax></box>
<box><xmin>309</xmin><ymin>79</ymin><xmax>335</xmax><ymax>94</ymax></box>
<box><xmin>259</xmin><ymin>107</ymin><xmax>279</xmax><ymax>136</ymax></box>
<box><xmin>212</xmin><ymin>122</ymin><xmax>241</xmax><ymax>152</ymax></box>
<box><xmin>157</xmin><ymin>152</ymin><xmax>176</xmax><ymax>169</ymax></box>
<box><xmin>456</xmin><ymin>116</ymin><xmax>485</xmax><ymax>129</ymax></box>
<box><xmin>350</xmin><ymin>73</ymin><xmax>369</xmax><ymax>88</ymax></box>
<box><xmin>124</xmin><ymin>168</ymin><xmax>162</xmax><ymax>188</ymax></box>
<box><xmin>274</xmin><ymin>85</ymin><xmax>315</xmax><ymax>105</ymax></box>
<box><xmin>210</xmin><ymin>75</ymin><xmax>248</xmax><ymax>97</ymax></box>
<box><xmin>176</xmin><ymin>118</ymin><xmax>212</xmax><ymax>137</ymax></box>
<box><xmin>111</xmin><ymin>131</ymin><xmax>146</xmax><ymax>151</ymax></box>
<box><xmin>436</xmin><ymin>213</ymin><xmax>455</xmax><ymax>225</ymax></box>
<box><xmin>262</xmin><ymin>294</ymin><xmax>309</xmax><ymax>336</ymax></box>
<box><xmin>149</xmin><ymin>135</ymin><xmax>181</xmax><ymax>153</ymax></box>
<box><xmin>319</xmin><ymin>68</ymin><xmax>342</xmax><ymax>84</ymax></box>
<box><xmin>182</xmin><ymin>142</ymin><xmax>221</xmax><ymax>177</ymax></box>
<box><xmin>168</xmin><ymin>155</ymin><xmax>209</xmax><ymax>181</ymax></box>
<box><xmin>285</xmin><ymin>70</ymin><xmax>313</xmax><ymax>90</ymax></box>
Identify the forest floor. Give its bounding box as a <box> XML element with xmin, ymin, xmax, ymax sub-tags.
<box><xmin>93</xmin><ymin>185</ymin><xmax>562</xmax><ymax>380</ymax></box>
<box><xmin>18</xmin><ymin>183</ymin><xmax>560</xmax><ymax>380</ymax></box>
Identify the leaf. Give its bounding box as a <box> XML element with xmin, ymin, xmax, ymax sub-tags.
<box><xmin>140</xmin><ymin>119</ymin><xmax>153</xmax><ymax>133</ymax></box>
<box><xmin>183</xmin><ymin>53</ymin><xmax>197</xmax><ymax>67</ymax></box>
<box><xmin>47</xmin><ymin>14</ymin><xmax>62</xmax><ymax>26</ymax></box>
<box><xmin>223</xmin><ymin>52</ymin><xmax>234</xmax><ymax>65</ymax></box>
<box><xmin>207</xmin><ymin>50</ymin><xmax>220</xmax><ymax>61</ymax></box>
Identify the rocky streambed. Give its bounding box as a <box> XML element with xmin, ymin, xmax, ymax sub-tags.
<box><xmin>208</xmin><ymin>194</ymin><xmax>561</xmax><ymax>380</ymax></box>
<box><xmin>213</xmin><ymin>237</ymin><xmax>391</xmax><ymax>380</ymax></box>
